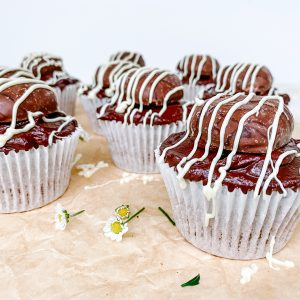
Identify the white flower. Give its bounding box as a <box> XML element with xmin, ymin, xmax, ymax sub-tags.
<box><xmin>54</xmin><ymin>203</ymin><xmax>69</xmax><ymax>231</ymax></box>
<box><xmin>103</xmin><ymin>217</ymin><xmax>128</xmax><ymax>242</ymax></box>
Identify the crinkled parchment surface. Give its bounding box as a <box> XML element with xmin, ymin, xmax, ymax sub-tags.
<box><xmin>0</xmin><ymin>94</ymin><xmax>299</xmax><ymax>300</ymax></box>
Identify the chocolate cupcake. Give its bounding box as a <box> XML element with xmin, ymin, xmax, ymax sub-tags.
<box><xmin>0</xmin><ymin>78</ymin><xmax>79</xmax><ymax>212</ymax></box>
<box><xmin>201</xmin><ymin>63</ymin><xmax>290</xmax><ymax>104</ymax></box>
<box><xmin>176</xmin><ymin>54</ymin><xmax>220</xmax><ymax>101</ymax></box>
<box><xmin>79</xmin><ymin>61</ymin><xmax>140</xmax><ymax>135</ymax></box>
<box><xmin>0</xmin><ymin>66</ymin><xmax>35</xmax><ymax>79</ymax></box>
<box><xmin>109</xmin><ymin>51</ymin><xmax>145</xmax><ymax>67</ymax></box>
<box><xmin>21</xmin><ymin>53</ymin><xmax>79</xmax><ymax>115</ymax></box>
<box><xmin>97</xmin><ymin>67</ymin><xmax>191</xmax><ymax>173</ymax></box>
<box><xmin>156</xmin><ymin>92</ymin><xmax>300</xmax><ymax>259</ymax></box>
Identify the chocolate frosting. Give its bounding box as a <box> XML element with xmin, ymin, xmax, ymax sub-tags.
<box><xmin>189</xmin><ymin>95</ymin><xmax>293</xmax><ymax>153</ymax></box>
<box><xmin>160</xmin><ymin>132</ymin><xmax>300</xmax><ymax>194</ymax></box>
<box><xmin>0</xmin><ymin>79</ymin><xmax>58</xmax><ymax>123</ymax></box>
<box><xmin>109</xmin><ymin>51</ymin><xmax>145</xmax><ymax>67</ymax></box>
<box><xmin>0</xmin><ymin>112</ymin><xmax>77</xmax><ymax>155</ymax></box>
<box><xmin>98</xmin><ymin>103</ymin><xmax>192</xmax><ymax>125</ymax></box>
<box><xmin>177</xmin><ymin>55</ymin><xmax>220</xmax><ymax>85</ymax></box>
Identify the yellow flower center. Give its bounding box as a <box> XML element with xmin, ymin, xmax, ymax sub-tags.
<box><xmin>111</xmin><ymin>221</ymin><xmax>123</xmax><ymax>234</ymax></box>
<box><xmin>116</xmin><ymin>207</ymin><xmax>129</xmax><ymax>219</ymax></box>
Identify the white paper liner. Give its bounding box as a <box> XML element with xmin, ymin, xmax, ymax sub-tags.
<box><xmin>182</xmin><ymin>84</ymin><xmax>214</xmax><ymax>102</ymax></box>
<box><xmin>79</xmin><ymin>95</ymin><xmax>110</xmax><ymax>135</ymax></box>
<box><xmin>99</xmin><ymin>120</ymin><xmax>185</xmax><ymax>173</ymax></box>
<box><xmin>0</xmin><ymin>131</ymin><xmax>80</xmax><ymax>213</ymax></box>
<box><xmin>155</xmin><ymin>151</ymin><xmax>300</xmax><ymax>260</ymax></box>
<box><xmin>54</xmin><ymin>84</ymin><xmax>79</xmax><ymax>115</ymax></box>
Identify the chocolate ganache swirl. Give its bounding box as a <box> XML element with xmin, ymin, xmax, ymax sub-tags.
<box><xmin>176</xmin><ymin>54</ymin><xmax>220</xmax><ymax>86</ymax></box>
<box><xmin>0</xmin><ymin>78</ymin><xmax>77</xmax><ymax>154</ymax></box>
<box><xmin>109</xmin><ymin>51</ymin><xmax>145</xmax><ymax>67</ymax></box>
<box><xmin>159</xmin><ymin>93</ymin><xmax>299</xmax><ymax>224</ymax></box>
<box><xmin>98</xmin><ymin>67</ymin><xmax>193</xmax><ymax>126</ymax></box>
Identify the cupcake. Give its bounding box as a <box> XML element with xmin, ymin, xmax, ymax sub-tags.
<box><xmin>21</xmin><ymin>52</ymin><xmax>79</xmax><ymax>115</ymax></box>
<box><xmin>109</xmin><ymin>51</ymin><xmax>145</xmax><ymax>66</ymax></box>
<box><xmin>97</xmin><ymin>67</ymin><xmax>191</xmax><ymax>173</ymax></box>
<box><xmin>156</xmin><ymin>92</ymin><xmax>300</xmax><ymax>259</ymax></box>
<box><xmin>0</xmin><ymin>66</ymin><xmax>35</xmax><ymax>79</ymax></box>
<box><xmin>79</xmin><ymin>60</ymin><xmax>140</xmax><ymax>135</ymax></box>
<box><xmin>176</xmin><ymin>54</ymin><xmax>220</xmax><ymax>101</ymax></box>
<box><xmin>0</xmin><ymin>77</ymin><xmax>79</xmax><ymax>212</ymax></box>
<box><xmin>201</xmin><ymin>63</ymin><xmax>290</xmax><ymax>104</ymax></box>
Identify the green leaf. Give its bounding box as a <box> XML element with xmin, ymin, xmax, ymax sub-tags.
<box><xmin>181</xmin><ymin>274</ymin><xmax>200</xmax><ymax>287</ymax></box>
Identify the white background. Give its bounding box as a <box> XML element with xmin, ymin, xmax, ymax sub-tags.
<box><xmin>1</xmin><ymin>0</ymin><xmax>300</xmax><ymax>87</ymax></box>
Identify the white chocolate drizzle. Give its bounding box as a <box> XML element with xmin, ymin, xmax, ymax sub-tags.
<box><xmin>266</xmin><ymin>236</ymin><xmax>295</xmax><ymax>270</ymax></box>
<box><xmin>109</xmin><ymin>51</ymin><xmax>143</xmax><ymax>65</ymax></box>
<box><xmin>178</xmin><ymin>55</ymin><xmax>217</xmax><ymax>86</ymax></box>
<box><xmin>214</xmin><ymin>63</ymin><xmax>263</xmax><ymax>95</ymax></box>
<box><xmin>0</xmin><ymin>78</ymin><xmax>53</xmax><ymax>147</ymax></box>
<box><xmin>0</xmin><ymin>67</ymin><xmax>35</xmax><ymax>79</ymax></box>
<box><xmin>88</xmin><ymin>61</ymin><xmax>139</xmax><ymax>99</ymax></box>
<box><xmin>21</xmin><ymin>53</ymin><xmax>63</xmax><ymax>80</ymax></box>
<box><xmin>240</xmin><ymin>264</ymin><xmax>258</xmax><ymax>284</ymax></box>
<box><xmin>77</xmin><ymin>161</ymin><xmax>109</xmax><ymax>178</ymax></box>
<box><xmin>98</xmin><ymin>67</ymin><xmax>184</xmax><ymax>126</ymax></box>
<box><xmin>42</xmin><ymin>115</ymin><xmax>75</xmax><ymax>145</ymax></box>
<box><xmin>159</xmin><ymin>93</ymin><xmax>293</xmax><ymax>226</ymax></box>
<box><xmin>0</xmin><ymin>78</ymin><xmax>75</xmax><ymax>147</ymax></box>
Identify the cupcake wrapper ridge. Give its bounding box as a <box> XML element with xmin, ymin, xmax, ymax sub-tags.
<box><xmin>155</xmin><ymin>150</ymin><xmax>300</xmax><ymax>260</ymax></box>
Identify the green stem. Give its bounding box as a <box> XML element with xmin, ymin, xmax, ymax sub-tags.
<box><xmin>70</xmin><ymin>210</ymin><xmax>85</xmax><ymax>218</ymax></box>
<box><xmin>124</xmin><ymin>207</ymin><xmax>145</xmax><ymax>224</ymax></box>
<box><xmin>158</xmin><ymin>207</ymin><xmax>175</xmax><ymax>226</ymax></box>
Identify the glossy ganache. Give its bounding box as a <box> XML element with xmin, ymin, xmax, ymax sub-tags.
<box><xmin>159</xmin><ymin>93</ymin><xmax>300</xmax><ymax>194</ymax></box>
<box><xmin>98</xmin><ymin>67</ymin><xmax>191</xmax><ymax>126</ymax></box>
<box><xmin>0</xmin><ymin>78</ymin><xmax>77</xmax><ymax>154</ymax></box>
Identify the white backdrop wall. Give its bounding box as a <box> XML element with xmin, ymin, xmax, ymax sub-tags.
<box><xmin>1</xmin><ymin>0</ymin><xmax>300</xmax><ymax>86</ymax></box>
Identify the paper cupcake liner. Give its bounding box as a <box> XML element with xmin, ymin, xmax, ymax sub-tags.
<box><xmin>54</xmin><ymin>84</ymin><xmax>79</xmax><ymax>115</ymax></box>
<box><xmin>79</xmin><ymin>95</ymin><xmax>110</xmax><ymax>135</ymax></box>
<box><xmin>0</xmin><ymin>131</ymin><xmax>80</xmax><ymax>213</ymax></box>
<box><xmin>99</xmin><ymin>120</ymin><xmax>185</xmax><ymax>173</ymax></box>
<box><xmin>182</xmin><ymin>84</ymin><xmax>213</xmax><ymax>102</ymax></box>
<box><xmin>155</xmin><ymin>151</ymin><xmax>300</xmax><ymax>260</ymax></box>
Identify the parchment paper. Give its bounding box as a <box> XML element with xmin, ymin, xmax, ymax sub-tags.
<box><xmin>0</xmin><ymin>92</ymin><xmax>299</xmax><ymax>300</ymax></box>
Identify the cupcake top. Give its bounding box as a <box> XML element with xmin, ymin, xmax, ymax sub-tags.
<box><xmin>83</xmin><ymin>61</ymin><xmax>140</xmax><ymax>99</ymax></box>
<box><xmin>109</xmin><ymin>51</ymin><xmax>145</xmax><ymax>67</ymax></box>
<box><xmin>0</xmin><ymin>78</ymin><xmax>77</xmax><ymax>154</ymax></box>
<box><xmin>0</xmin><ymin>66</ymin><xmax>35</xmax><ymax>79</ymax></box>
<box><xmin>98</xmin><ymin>67</ymin><xmax>189</xmax><ymax>126</ymax></box>
<box><xmin>176</xmin><ymin>54</ymin><xmax>220</xmax><ymax>86</ymax></box>
<box><xmin>159</xmin><ymin>93</ymin><xmax>299</xmax><ymax>199</ymax></box>
<box><xmin>201</xmin><ymin>63</ymin><xmax>275</xmax><ymax>98</ymax></box>
<box><xmin>20</xmin><ymin>52</ymin><xmax>78</xmax><ymax>88</ymax></box>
